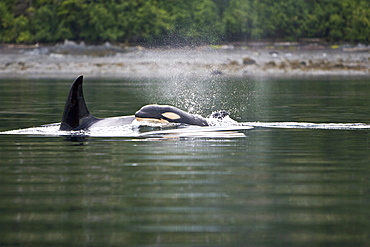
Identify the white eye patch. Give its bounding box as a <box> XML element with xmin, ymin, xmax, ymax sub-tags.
<box><xmin>135</xmin><ymin>117</ymin><xmax>169</xmax><ymax>123</ymax></box>
<box><xmin>162</xmin><ymin>112</ymin><xmax>181</xmax><ymax>120</ymax></box>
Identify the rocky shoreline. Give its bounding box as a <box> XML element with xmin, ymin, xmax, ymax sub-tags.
<box><xmin>1</xmin><ymin>41</ymin><xmax>369</xmax><ymax>79</ymax></box>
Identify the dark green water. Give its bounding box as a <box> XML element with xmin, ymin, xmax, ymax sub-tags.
<box><xmin>0</xmin><ymin>77</ymin><xmax>369</xmax><ymax>247</ymax></box>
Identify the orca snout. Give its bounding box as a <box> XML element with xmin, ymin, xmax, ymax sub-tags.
<box><xmin>134</xmin><ymin>105</ymin><xmax>156</xmax><ymax>119</ymax></box>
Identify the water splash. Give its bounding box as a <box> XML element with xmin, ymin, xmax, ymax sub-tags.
<box><xmin>207</xmin><ymin>115</ymin><xmax>239</xmax><ymax>127</ymax></box>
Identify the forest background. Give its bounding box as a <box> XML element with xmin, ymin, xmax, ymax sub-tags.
<box><xmin>1</xmin><ymin>0</ymin><xmax>370</xmax><ymax>45</ymax></box>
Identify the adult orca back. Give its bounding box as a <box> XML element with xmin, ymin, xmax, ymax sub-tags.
<box><xmin>60</xmin><ymin>75</ymin><xmax>100</xmax><ymax>130</ymax></box>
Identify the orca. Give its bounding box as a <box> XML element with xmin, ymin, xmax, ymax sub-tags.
<box><xmin>60</xmin><ymin>75</ymin><xmax>135</xmax><ymax>131</ymax></box>
<box><xmin>60</xmin><ymin>75</ymin><xmax>221</xmax><ymax>131</ymax></box>
<box><xmin>135</xmin><ymin>105</ymin><xmax>209</xmax><ymax>126</ymax></box>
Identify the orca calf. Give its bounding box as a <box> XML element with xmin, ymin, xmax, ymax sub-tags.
<box><xmin>135</xmin><ymin>105</ymin><xmax>208</xmax><ymax>126</ymax></box>
<box><xmin>60</xmin><ymin>75</ymin><xmax>214</xmax><ymax>131</ymax></box>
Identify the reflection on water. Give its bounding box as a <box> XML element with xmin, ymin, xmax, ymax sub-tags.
<box><xmin>0</xmin><ymin>77</ymin><xmax>370</xmax><ymax>246</ymax></box>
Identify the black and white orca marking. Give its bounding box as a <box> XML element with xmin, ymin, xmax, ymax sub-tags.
<box><xmin>135</xmin><ymin>105</ymin><xmax>209</xmax><ymax>126</ymax></box>
<box><xmin>60</xmin><ymin>76</ymin><xmax>230</xmax><ymax>131</ymax></box>
<box><xmin>59</xmin><ymin>75</ymin><xmax>135</xmax><ymax>131</ymax></box>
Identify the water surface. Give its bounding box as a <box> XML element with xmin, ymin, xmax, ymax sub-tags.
<box><xmin>0</xmin><ymin>77</ymin><xmax>369</xmax><ymax>246</ymax></box>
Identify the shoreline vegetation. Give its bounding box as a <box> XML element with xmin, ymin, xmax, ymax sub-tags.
<box><xmin>1</xmin><ymin>1</ymin><xmax>370</xmax><ymax>79</ymax></box>
<box><xmin>0</xmin><ymin>40</ymin><xmax>369</xmax><ymax>79</ymax></box>
<box><xmin>1</xmin><ymin>1</ymin><xmax>370</xmax><ymax>45</ymax></box>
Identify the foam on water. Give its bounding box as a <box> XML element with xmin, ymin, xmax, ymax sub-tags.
<box><xmin>0</xmin><ymin>116</ymin><xmax>252</xmax><ymax>138</ymax></box>
<box><xmin>241</xmin><ymin>121</ymin><xmax>370</xmax><ymax>130</ymax></box>
<box><xmin>3</xmin><ymin>117</ymin><xmax>370</xmax><ymax>139</ymax></box>
<box><xmin>206</xmin><ymin>115</ymin><xmax>240</xmax><ymax>127</ymax></box>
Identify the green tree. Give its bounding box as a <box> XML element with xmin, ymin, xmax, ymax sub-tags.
<box><xmin>158</xmin><ymin>0</ymin><xmax>192</xmax><ymax>44</ymax></box>
<box><xmin>222</xmin><ymin>0</ymin><xmax>252</xmax><ymax>41</ymax></box>
<box><xmin>111</xmin><ymin>0</ymin><xmax>171</xmax><ymax>44</ymax></box>
<box><xmin>159</xmin><ymin>0</ymin><xmax>221</xmax><ymax>44</ymax></box>
<box><xmin>56</xmin><ymin>0</ymin><xmax>88</xmax><ymax>40</ymax></box>
<box><xmin>0</xmin><ymin>0</ymin><xmax>33</xmax><ymax>43</ymax></box>
<box><xmin>14</xmin><ymin>15</ymin><xmax>32</xmax><ymax>43</ymax></box>
<box><xmin>344</xmin><ymin>0</ymin><xmax>370</xmax><ymax>43</ymax></box>
<box><xmin>0</xmin><ymin>2</ymin><xmax>15</xmax><ymax>42</ymax></box>
<box><xmin>189</xmin><ymin>0</ymin><xmax>221</xmax><ymax>43</ymax></box>
<box><xmin>1</xmin><ymin>0</ymin><xmax>370</xmax><ymax>44</ymax></box>
<box><xmin>81</xmin><ymin>3</ymin><xmax>116</xmax><ymax>41</ymax></box>
<box><xmin>32</xmin><ymin>4</ymin><xmax>58</xmax><ymax>42</ymax></box>
<box><xmin>134</xmin><ymin>0</ymin><xmax>171</xmax><ymax>42</ymax></box>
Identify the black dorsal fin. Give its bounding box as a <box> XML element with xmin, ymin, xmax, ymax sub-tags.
<box><xmin>60</xmin><ymin>75</ymin><xmax>99</xmax><ymax>131</ymax></box>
